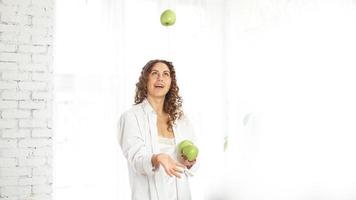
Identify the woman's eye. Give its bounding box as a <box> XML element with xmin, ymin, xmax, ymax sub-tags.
<box><xmin>164</xmin><ymin>73</ymin><xmax>170</xmax><ymax>77</ymax></box>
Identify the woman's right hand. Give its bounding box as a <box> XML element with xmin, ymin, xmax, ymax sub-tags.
<box><xmin>154</xmin><ymin>153</ymin><xmax>185</xmax><ymax>178</ymax></box>
<box><xmin>180</xmin><ymin>154</ymin><xmax>197</xmax><ymax>169</ymax></box>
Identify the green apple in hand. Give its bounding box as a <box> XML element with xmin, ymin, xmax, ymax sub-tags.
<box><xmin>181</xmin><ymin>145</ymin><xmax>199</xmax><ymax>161</ymax></box>
<box><xmin>160</xmin><ymin>9</ymin><xmax>176</xmax><ymax>26</ymax></box>
<box><xmin>178</xmin><ymin>140</ymin><xmax>193</xmax><ymax>153</ymax></box>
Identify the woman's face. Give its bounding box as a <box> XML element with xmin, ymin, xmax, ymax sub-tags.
<box><xmin>147</xmin><ymin>62</ymin><xmax>172</xmax><ymax>99</ymax></box>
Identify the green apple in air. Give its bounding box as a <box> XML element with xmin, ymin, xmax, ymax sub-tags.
<box><xmin>181</xmin><ymin>145</ymin><xmax>199</xmax><ymax>161</ymax></box>
<box><xmin>160</xmin><ymin>9</ymin><xmax>176</xmax><ymax>26</ymax></box>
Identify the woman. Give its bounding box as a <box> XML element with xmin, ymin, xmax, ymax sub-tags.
<box><xmin>117</xmin><ymin>59</ymin><xmax>198</xmax><ymax>200</ymax></box>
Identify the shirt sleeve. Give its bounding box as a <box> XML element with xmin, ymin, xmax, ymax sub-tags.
<box><xmin>181</xmin><ymin>115</ymin><xmax>200</xmax><ymax>177</ymax></box>
<box><xmin>117</xmin><ymin>111</ymin><xmax>155</xmax><ymax>176</ymax></box>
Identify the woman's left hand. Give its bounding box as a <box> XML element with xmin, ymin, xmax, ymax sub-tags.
<box><xmin>180</xmin><ymin>154</ymin><xmax>196</xmax><ymax>169</ymax></box>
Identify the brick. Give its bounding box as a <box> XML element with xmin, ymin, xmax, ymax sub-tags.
<box><xmin>0</xmin><ymin>52</ymin><xmax>31</xmax><ymax>63</ymax></box>
<box><xmin>0</xmin><ymin>186</ymin><xmax>31</xmax><ymax>196</ymax></box>
<box><xmin>32</xmin><ymin>110</ymin><xmax>51</xmax><ymax>119</ymax></box>
<box><xmin>0</xmin><ymin>177</ymin><xmax>18</xmax><ymax>186</ymax></box>
<box><xmin>31</xmin><ymin>129</ymin><xmax>52</xmax><ymax>138</ymax></box>
<box><xmin>32</xmin><ymin>166</ymin><xmax>51</xmax><ymax>176</ymax></box>
<box><xmin>32</xmin><ymin>36</ymin><xmax>52</xmax><ymax>45</ymax></box>
<box><xmin>32</xmin><ymin>17</ymin><xmax>52</xmax><ymax>28</ymax></box>
<box><xmin>0</xmin><ymin>62</ymin><xmax>18</xmax><ymax>71</ymax></box>
<box><xmin>2</xmin><ymin>72</ymin><xmax>31</xmax><ymax>81</ymax></box>
<box><xmin>1</xmin><ymin>109</ymin><xmax>31</xmax><ymax>119</ymax></box>
<box><xmin>33</xmin><ymin>147</ymin><xmax>52</xmax><ymax>156</ymax></box>
<box><xmin>2</xmin><ymin>0</ymin><xmax>31</xmax><ymax>6</ymax></box>
<box><xmin>0</xmin><ymin>24</ymin><xmax>20</xmax><ymax>33</ymax></box>
<box><xmin>2</xmin><ymin>129</ymin><xmax>31</xmax><ymax>138</ymax></box>
<box><xmin>0</xmin><ymin>139</ymin><xmax>18</xmax><ymax>148</ymax></box>
<box><xmin>33</xmin><ymin>184</ymin><xmax>52</xmax><ymax>195</ymax></box>
<box><xmin>0</xmin><ymin>101</ymin><xmax>18</xmax><ymax>109</ymax></box>
<box><xmin>47</xmin><ymin>173</ymin><xmax>53</xmax><ymax>183</ymax></box>
<box><xmin>19</xmin><ymin>45</ymin><xmax>47</xmax><ymax>53</ymax></box>
<box><xmin>18</xmin><ymin>157</ymin><xmax>46</xmax><ymax>167</ymax></box>
<box><xmin>19</xmin><ymin>119</ymin><xmax>47</xmax><ymax>128</ymax></box>
<box><xmin>19</xmin><ymin>82</ymin><xmax>47</xmax><ymax>91</ymax></box>
<box><xmin>19</xmin><ymin>6</ymin><xmax>51</xmax><ymax>17</ymax></box>
<box><xmin>0</xmin><ymin>167</ymin><xmax>31</xmax><ymax>177</ymax></box>
<box><xmin>18</xmin><ymin>33</ymin><xmax>32</xmax><ymax>44</ymax></box>
<box><xmin>47</xmin><ymin>26</ymin><xmax>53</xmax><ymax>36</ymax></box>
<box><xmin>47</xmin><ymin>46</ymin><xmax>53</xmax><ymax>55</ymax></box>
<box><xmin>0</xmin><ymin>44</ymin><xmax>17</xmax><ymax>52</ymax></box>
<box><xmin>18</xmin><ymin>176</ymin><xmax>47</xmax><ymax>185</ymax></box>
<box><xmin>48</xmin><ymin>64</ymin><xmax>53</xmax><ymax>73</ymax></box>
<box><xmin>17</xmin><ymin>4</ymin><xmax>42</xmax><ymax>17</ymax></box>
<box><xmin>1</xmin><ymin>13</ymin><xmax>30</xmax><ymax>25</ymax></box>
<box><xmin>35</xmin><ymin>0</ymin><xmax>54</xmax><ymax>8</ymax></box>
<box><xmin>46</xmin><ymin>119</ymin><xmax>52</xmax><ymax>129</ymax></box>
<box><xmin>2</xmin><ymin>91</ymin><xmax>31</xmax><ymax>100</ymax></box>
<box><xmin>18</xmin><ymin>138</ymin><xmax>51</xmax><ymax>148</ymax></box>
<box><xmin>32</xmin><ymin>184</ymin><xmax>52</xmax><ymax>194</ymax></box>
<box><xmin>46</xmin><ymin>82</ymin><xmax>53</xmax><ymax>91</ymax></box>
<box><xmin>0</xmin><ymin>158</ymin><xmax>17</xmax><ymax>167</ymax></box>
<box><xmin>32</xmin><ymin>92</ymin><xmax>52</xmax><ymax>100</ymax></box>
<box><xmin>0</xmin><ymin>120</ymin><xmax>17</xmax><ymax>128</ymax></box>
<box><xmin>0</xmin><ymin>197</ymin><xmax>18</xmax><ymax>200</ymax></box>
<box><xmin>32</xmin><ymin>73</ymin><xmax>52</xmax><ymax>81</ymax></box>
<box><xmin>0</xmin><ymin>148</ymin><xmax>32</xmax><ymax>157</ymax></box>
<box><xmin>0</xmin><ymin>32</ymin><xmax>31</xmax><ymax>44</ymax></box>
<box><xmin>22</xmin><ymin>25</ymin><xmax>49</xmax><ymax>37</ymax></box>
<box><xmin>26</xmin><ymin>194</ymin><xmax>51</xmax><ymax>200</ymax></box>
<box><xmin>32</xmin><ymin>54</ymin><xmax>52</xmax><ymax>64</ymax></box>
<box><xmin>46</xmin><ymin>156</ymin><xmax>52</xmax><ymax>166</ymax></box>
<box><xmin>0</xmin><ymin>81</ymin><xmax>17</xmax><ymax>90</ymax></box>
<box><xmin>45</xmin><ymin>101</ymin><xmax>52</xmax><ymax>109</ymax></box>
<box><xmin>19</xmin><ymin>101</ymin><xmax>46</xmax><ymax>109</ymax></box>
<box><xmin>0</xmin><ymin>4</ymin><xmax>18</xmax><ymax>15</ymax></box>
<box><xmin>19</xmin><ymin>63</ymin><xmax>48</xmax><ymax>72</ymax></box>
<box><xmin>0</xmin><ymin>33</ymin><xmax>17</xmax><ymax>43</ymax></box>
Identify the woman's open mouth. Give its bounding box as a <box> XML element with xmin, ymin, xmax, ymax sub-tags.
<box><xmin>154</xmin><ymin>84</ymin><xmax>164</xmax><ymax>89</ymax></box>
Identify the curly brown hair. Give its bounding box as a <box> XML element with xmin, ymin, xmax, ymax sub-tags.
<box><xmin>135</xmin><ymin>59</ymin><xmax>183</xmax><ymax>131</ymax></box>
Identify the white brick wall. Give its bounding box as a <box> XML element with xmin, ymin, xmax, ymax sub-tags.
<box><xmin>0</xmin><ymin>0</ymin><xmax>54</xmax><ymax>199</ymax></box>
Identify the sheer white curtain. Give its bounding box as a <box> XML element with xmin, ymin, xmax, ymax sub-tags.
<box><xmin>54</xmin><ymin>0</ymin><xmax>226</xmax><ymax>200</ymax></box>
<box><xmin>223</xmin><ymin>1</ymin><xmax>356</xmax><ymax>199</ymax></box>
<box><xmin>54</xmin><ymin>1</ymin><xmax>122</xmax><ymax>199</ymax></box>
<box><xmin>54</xmin><ymin>0</ymin><xmax>356</xmax><ymax>200</ymax></box>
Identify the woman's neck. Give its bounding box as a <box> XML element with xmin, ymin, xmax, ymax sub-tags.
<box><xmin>147</xmin><ymin>96</ymin><xmax>165</xmax><ymax>115</ymax></box>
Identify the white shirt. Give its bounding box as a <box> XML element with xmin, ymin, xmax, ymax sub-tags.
<box><xmin>117</xmin><ymin>99</ymin><xmax>199</xmax><ymax>200</ymax></box>
<box><xmin>158</xmin><ymin>136</ymin><xmax>178</xmax><ymax>200</ymax></box>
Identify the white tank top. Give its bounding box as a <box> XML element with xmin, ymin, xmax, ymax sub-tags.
<box><xmin>158</xmin><ymin>136</ymin><xmax>178</xmax><ymax>200</ymax></box>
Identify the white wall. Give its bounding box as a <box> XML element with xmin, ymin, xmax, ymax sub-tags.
<box><xmin>0</xmin><ymin>0</ymin><xmax>53</xmax><ymax>199</ymax></box>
